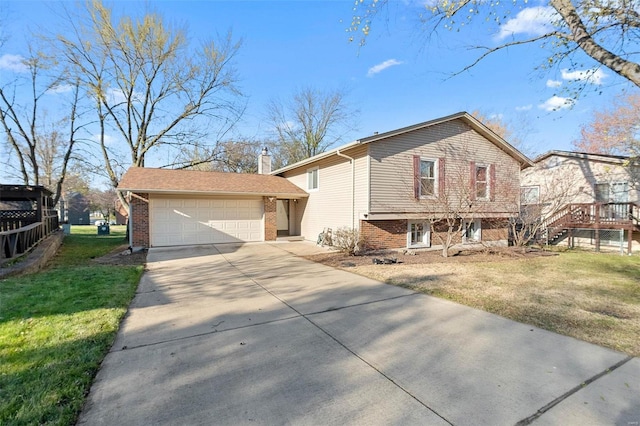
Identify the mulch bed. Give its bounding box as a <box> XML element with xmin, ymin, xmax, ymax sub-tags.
<box><xmin>304</xmin><ymin>246</ymin><xmax>556</xmax><ymax>268</ymax></box>
<box><xmin>92</xmin><ymin>244</ymin><xmax>148</xmax><ymax>266</ymax></box>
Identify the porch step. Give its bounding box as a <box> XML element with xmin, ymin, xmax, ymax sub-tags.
<box><xmin>276</xmin><ymin>236</ymin><xmax>305</xmax><ymax>242</ymax></box>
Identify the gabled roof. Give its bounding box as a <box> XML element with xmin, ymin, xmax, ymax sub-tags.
<box><xmin>117</xmin><ymin>167</ymin><xmax>308</xmax><ymax>198</ymax></box>
<box><xmin>533</xmin><ymin>150</ymin><xmax>631</xmax><ymax>165</ymax></box>
<box><xmin>271</xmin><ymin>111</ymin><xmax>533</xmax><ymax>174</ymax></box>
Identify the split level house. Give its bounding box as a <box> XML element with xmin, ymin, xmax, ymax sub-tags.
<box><xmin>521</xmin><ymin>150</ymin><xmax>640</xmax><ymax>253</ymax></box>
<box><xmin>118</xmin><ymin>112</ymin><xmax>532</xmax><ymax>250</ymax></box>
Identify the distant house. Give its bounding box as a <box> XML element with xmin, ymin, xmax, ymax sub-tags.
<box><xmin>64</xmin><ymin>192</ymin><xmax>90</xmax><ymax>225</ymax></box>
<box><xmin>118</xmin><ymin>112</ymin><xmax>531</xmax><ymax>250</ymax></box>
<box><xmin>521</xmin><ymin>150</ymin><xmax>640</xmax><ymax>252</ymax></box>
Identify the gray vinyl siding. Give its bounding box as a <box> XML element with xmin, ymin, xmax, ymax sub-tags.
<box><xmin>283</xmin><ymin>145</ymin><xmax>369</xmax><ymax>241</ymax></box>
<box><xmin>369</xmin><ymin>119</ymin><xmax>521</xmax><ymax>216</ymax></box>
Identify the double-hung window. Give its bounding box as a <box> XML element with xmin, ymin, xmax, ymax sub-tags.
<box><xmin>420</xmin><ymin>160</ymin><xmax>436</xmax><ymax>197</ymax></box>
<box><xmin>307</xmin><ymin>167</ymin><xmax>319</xmax><ymax>191</ymax></box>
<box><xmin>476</xmin><ymin>165</ymin><xmax>488</xmax><ymax>199</ymax></box>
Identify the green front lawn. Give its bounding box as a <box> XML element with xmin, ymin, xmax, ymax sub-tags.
<box><xmin>0</xmin><ymin>226</ymin><xmax>144</xmax><ymax>426</ymax></box>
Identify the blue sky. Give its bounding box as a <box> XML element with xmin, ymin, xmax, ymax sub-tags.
<box><xmin>1</xmin><ymin>0</ymin><xmax>635</xmax><ymax>167</ymax></box>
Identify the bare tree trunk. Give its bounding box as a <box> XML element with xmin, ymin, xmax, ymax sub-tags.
<box><xmin>550</xmin><ymin>0</ymin><xmax>640</xmax><ymax>87</ymax></box>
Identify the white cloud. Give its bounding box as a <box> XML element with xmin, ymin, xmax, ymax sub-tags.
<box><xmin>90</xmin><ymin>133</ymin><xmax>118</xmax><ymax>146</ymax></box>
<box><xmin>496</xmin><ymin>7</ymin><xmax>557</xmax><ymax>40</ymax></box>
<box><xmin>538</xmin><ymin>96</ymin><xmax>575</xmax><ymax>111</ymax></box>
<box><xmin>367</xmin><ymin>59</ymin><xmax>404</xmax><ymax>77</ymax></box>
<box><xmin>106</xmin><ymin>88</ymin><xmax>143</xmax><ymax>104</ymax></box>
<box><xmin>515</xmin><ymin>104</ymin><xmax>533</xmax><ymax>111</ymax></box>
<box><xmin>546</xmin><ymin>79</ymin><xmax>562</xmax><ymax>88</ymax></box>
<box><xmin>561</xmin><ymin>68</ymin><xmax>607</xmax><ymax>85</ymax></box>
<box><xmin>47</xmin><ymin>84</ymin><xmax>74</xmax><ymax>95</ymax></box>
<box><xmin>107</xmin><ymin>88</ymin><xmax>127</xmax><ymax>104</ymax></box>
<box><xmin>0</xmin><ymin>54</ymin><xmax>28</xmax><ymax>73</ymax></box>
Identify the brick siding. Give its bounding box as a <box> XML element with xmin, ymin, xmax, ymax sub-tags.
<box><xmin>481</xmin><ymin>218</ymin><xmax>509</xmax><ymax>242</ymax></box>
<box><xmin>131</xmin><ymin>192</ymin><xmax>149</xmax><ymax>247</ymax></box>
<box><xmin>264</xmin><ymin>197</ymin><xmax>277</xmax><ymax>241</ymax></box>
<box><xmin>361</xmin><ymin>217</ymin><xmax>509</xmax><ymax>250</ymax></box>
<box><xmin>360</xmin><ymin>219</ymin><xmax>407</xmax><ymax>249</ymax></box>
<box><xmin>432</xmin><ymin>219</ymin><xmax>463</xmax><ymax>246</ymax></box>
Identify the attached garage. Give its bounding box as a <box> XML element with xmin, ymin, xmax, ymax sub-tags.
<box><xmin>117</xmin><ymin>166</ymin><xmax>308</xmax><ymax>248</ymax></box>
<box><xmin>150</xmin><ymin>197</ymin><xmax>264</xmax><ymax>246</ymax></box>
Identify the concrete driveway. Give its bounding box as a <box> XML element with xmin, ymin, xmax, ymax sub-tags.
<box><xmin>78</xmin><ymin>242</ymin><xmax>639</xmax><ymax>425</ymax></box>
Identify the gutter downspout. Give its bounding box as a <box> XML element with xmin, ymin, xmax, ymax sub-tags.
<box><xmin>125</xmin><ymin>191</ymin><xmax>133</xmax><ymax>249</ymax></box>
<box><xmin>336</xmin><ymin>149</ymin><xmax>355</xmax><ymax>229</ymax></box>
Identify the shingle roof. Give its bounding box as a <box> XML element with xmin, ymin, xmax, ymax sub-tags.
<box><xmin>271</xmin><ymin>111</ymin><xmax>534</xmax><ymax>175</ymax></box>
<box><xmin>117</xmin><ymin>167</ymin><xmax>308</xmax><ymax>198</ymax></box>
<box><xmin>533</xmin><ymin>150</ymin><xmax>631</xmax><ymax>165</ymax></box>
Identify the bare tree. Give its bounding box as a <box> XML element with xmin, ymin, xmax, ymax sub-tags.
<box><xmin>55</xmin><ymin>0</ymin><xmax>244</xmax><ymax>209</ymax></box>
<box><xmin>515</xmin><ymin>160</ymin><xmax>585</xmax><ymax>247</ymax></box>
<box><xmin>176</xmin><ymin>139</ymin><xmax>261</xmax><ymax>173</ymax></box>
<box><xmin>267</xmin><ymin>86</ymin><xmax>358</xmax><ymax>165</ymax></box>
<box><xmin>0</xmin><ymin>49</ymin><xmax>82</xmax><ymax>206</ymax></box>
<box><xmin>87</xmin><ymin>187</ymin><xmax>117</xmax><ymax>221</ymax></box>
<box><xmin>411</xmin><ymin>142</ymin><xmax>520</xmax><ymax>257</ymax></box>
<box><xmin>573</xmin><ymin>92</ymin><xmax>640</xmax><ymax>156</ymax></box>
<box><xmin>469</xmin><ymin>110</ymin><xmax>538</xmax><ymax>157</ymax></box>
<box><xmin>350</xmin><ymin>0</ymin><xmax>640</xmax><ymax>90</ymax></box>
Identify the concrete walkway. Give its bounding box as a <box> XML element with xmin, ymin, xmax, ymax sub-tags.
<box><xmin>78</xmin><ymin>242</ymin><xmax>639</xmax><ymax>425</ymax></box>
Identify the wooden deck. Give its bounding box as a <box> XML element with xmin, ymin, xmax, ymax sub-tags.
<box><xmin>545</xmin><ymin>202</ymin><xmax>640</xmax><ymax>251</ymax></box>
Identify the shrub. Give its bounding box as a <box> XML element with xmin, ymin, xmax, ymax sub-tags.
<box><xmin>332</xmin><ymin>227</ymin><xmax>367</xmax><ymax>255</ymax></box>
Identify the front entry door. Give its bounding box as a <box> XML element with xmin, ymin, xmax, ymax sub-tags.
<box><xmin>276</xmin><ymin>199</ymin><xmax>289</xmax><ymax>236</ymax></box>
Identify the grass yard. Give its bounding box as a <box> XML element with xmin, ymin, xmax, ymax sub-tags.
<box><xmin>0</xmin><ymin>226</ymin><xmax>144</xmax><ymax>426</ymax></box>
<box><xmin>311</xmin><ymin>248</ymin><xmax>640</xmax><ymax>357</ymax></box>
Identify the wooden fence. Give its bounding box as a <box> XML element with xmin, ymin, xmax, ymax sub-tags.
<box><xmin>1</xmin><ymin>210</ymin><xmax>59</xmax><ymax>261</ymax></box>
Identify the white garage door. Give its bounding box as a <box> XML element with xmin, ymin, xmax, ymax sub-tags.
<box><xmin>150</xmin><ymin>197</ymin><xmax>263</xmax><ymax>246</ymax></box>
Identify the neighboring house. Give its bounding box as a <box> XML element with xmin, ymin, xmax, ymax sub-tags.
<box><xmin>272</xmin><ymin>112</ymin><xmax>532</xmax><ymax>250</ymax></box>
<box><xmin>118</xmin><ymin>112</ymin><xmax>531</xmax><ymax>250</ymax></box>
<box><xmin>62</xmin><ymin>192</ymin><xmax>90</xmax><ymax>225</ymax></box>
<box><xmin>521</xmin><ymin>150</ymin><xmax>640</xmax><ymax>252</ymax></box>
<box><xmin>117</xmin><ymin>167</ymin><xmax>308</xmax><ymax>247</ymax></box>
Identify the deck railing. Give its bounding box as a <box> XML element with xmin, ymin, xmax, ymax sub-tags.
<box><xmin>546</xmin><ymin>202</ymin><xmax>640</xmax><ymax>229</ymax></box>
<box><xmin>1</xmin><ymin>210</ymin><xmax>60</xmax><ymax>261</ymax></box>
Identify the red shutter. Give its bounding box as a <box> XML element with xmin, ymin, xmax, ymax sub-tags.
<box><xmin>438</xmin><ymin>157</ymin><xmax>445</xmax><ymax>198</ymax></box>
<box><xmin>489</xmin><ymin>164</ymin><xmax>496</xmax><ymax>201</ymax></box>
<box><xmin>469</xmin><ymin>161</ymin><xmax>476</xmax><ymax>201</ymax></box>
<box><xmin>413</xmin><ymin>155</ymin><xmax>420</xmax><ymax>199</ymax></box>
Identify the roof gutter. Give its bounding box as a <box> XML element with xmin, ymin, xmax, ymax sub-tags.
<box><xmin>116</xmin><ymin>188</ymin><xmax>308</xmax><ymax>198</ymax></box>
<box><xmin>271</xmin><ymin>140</ymin><xmax>362</xmax><ymax>175</ymax></box>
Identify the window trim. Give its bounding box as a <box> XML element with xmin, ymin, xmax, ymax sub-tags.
<box><xmin>520</xmin><ymin>185</ymin><xmax>540</xmax><ymax>205</ymax></box>
<box><xmin>463</xmin><ymin>219</ymin><xmax>482</xmax><ymax>243</ymax></box>
<box><xmin>611</xmin><ymin>181</ymin><xmax>629</xmax><ymax>203</ymax></box>
<box><xmin>419</xmin><ymin>158</ymin><xmax>438</xmax><ymax>199</ymax></box>
<box><xmin>407</xmin><ymin>220</ymin><xmax>431</xmax><ymax>248</ymax></box>
<box><xmin>475</xmin><ymin>164</ymin><xmax>489</xmax><ymax>200</ymax></box>
<box><xmin>307</xmin><ymin>167</ymin><xmax>319</xmax><ymax>191</ymax></box>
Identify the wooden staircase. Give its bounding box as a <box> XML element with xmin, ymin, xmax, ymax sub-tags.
<box><xmin>542</xmin><ymin>202</ymin><xmax>640</xmax><ymax>248</ymax></box>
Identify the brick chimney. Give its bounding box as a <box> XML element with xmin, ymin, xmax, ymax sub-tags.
<box><xmin>258</xmin><ymin>147</ymin><xmax>271</xmax><ymax>174</ymax></box>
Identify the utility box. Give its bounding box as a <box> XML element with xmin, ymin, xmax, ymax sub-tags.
<box><xmin>97</xmin><ymin>224</ymin><xmax>110</xmax><ymax>235</ymax></box>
